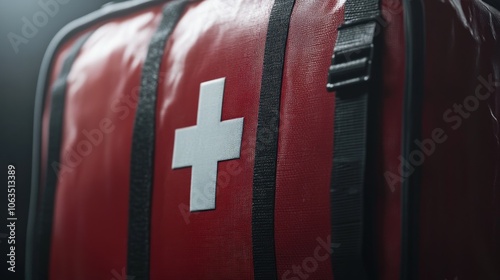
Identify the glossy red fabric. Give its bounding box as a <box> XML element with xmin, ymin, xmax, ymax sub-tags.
<box><xmin>41</xmin><ymin>0</ymin><xmax>406</xmax><ymax>279</ymax></box>
<box><xmin>41</xmin><ymin>0</ymin><xmax>500</xmax><ymax>279</ymax></box>
<box><xmin>149</xmin><ymin>1</ymin><xmax>270</xmax><ymax>279</ymax></box>
<box><xmin>377</xmin><ymin>0</ymin><xmax>406</xmax><ymax>279</ymax></box>
<box><xmin>274</xmin><ymin>1</ymin><xmax>340</xmax><ymax>279</ymax></box>
<box><xmin>44</xmin><ymin>6</ymin><xmax>164</xmax><ymax>280</ymax></box>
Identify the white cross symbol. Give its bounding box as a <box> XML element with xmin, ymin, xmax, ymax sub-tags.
<box><xmin>172</xmin><ymin>78</ymin><xmax>244</xmax><ymax>212</ymax></box>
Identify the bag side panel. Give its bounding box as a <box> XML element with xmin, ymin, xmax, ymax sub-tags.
<box><xmin>42</xmin><ymin>5</ymin><xmax>164</xmax><ymax>279</ymax></box>
<box><xmin>419</xmin><ymin>1</ymin><xmax>500</xmax><ymax>279</ymax></box>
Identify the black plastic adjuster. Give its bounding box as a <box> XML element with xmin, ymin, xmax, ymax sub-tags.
<box><xmin>327</xmin><ymin>18</ymin><xmax>380</xmax><ymax>92</ymax></box>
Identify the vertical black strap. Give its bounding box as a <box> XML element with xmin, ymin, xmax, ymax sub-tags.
<box><xmin>35</xmin><ymin>32</ymin><xmax>93</xmax><ymax>280</ymax></box>
<box><xmin>27</xmin><ymin>4</ymin><xmax>179</xmax><ymax>280</ymax></box>
<box><xmin>326</xmin><ymin>0</ymin><xmax>381</xmax><ymax>279</ymax></box>
<box><xmin>126</xmin><ymin>1</ymin><xmax>188</xmax><ymax>279</ymax></box>
<box><xmin>251</xmin><ymin>0</ymin><xmax>295</xmax><ymax>279</ymax></box>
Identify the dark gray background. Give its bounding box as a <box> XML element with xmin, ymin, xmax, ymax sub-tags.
<box><xmin>0</xmin><ymin>1</ymin><xmax>110</xmax><ymax>279</ymax></box>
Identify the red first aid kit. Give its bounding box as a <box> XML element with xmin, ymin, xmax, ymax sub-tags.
<box><xmin>27</xmin><ymin>0</ymin><xmax>500</xmax><ymax>279</ymax></box>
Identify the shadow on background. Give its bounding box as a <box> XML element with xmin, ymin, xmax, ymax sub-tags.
<box><xmin>0</xmin><ymin>1</ymin><xmax>112</xmax><ymax>279</ymax></box>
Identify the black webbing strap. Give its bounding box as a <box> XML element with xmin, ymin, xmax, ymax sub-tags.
<box><xmin>327</xmin><ymin>0</ymin><xmax>381</xmax><ymax>279</ymax></box>
<box><xmin>252</xmin><ymin>0</ymin><xmax>295</xmax><ymax>279</ymax></box>
<box><xmin>35</xmin><ymin>32</ymin><xmax>93</xmax><ymax>280</ymax></box>
<box><xmin>127</xmin><ymin>1</ymin><xmax>188</xmax><ymax>279</ymax></box>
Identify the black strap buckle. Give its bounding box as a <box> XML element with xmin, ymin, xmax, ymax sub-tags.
<box><xmin>327</xmin><ymin>19</ymin><xmax>379</xmax><ymax>92</ymax></box>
